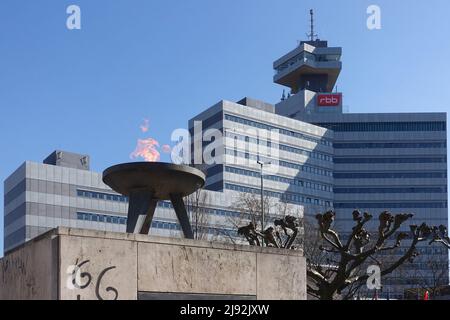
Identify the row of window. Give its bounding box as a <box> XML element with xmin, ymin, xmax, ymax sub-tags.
<box><xmin>225</xmin><ymin>166</ymin><xmax>333</xmax><ymax>192</ymax></box>
<box><xmin>77</xmin><ymin>190</ymin><xmax>275</xmax><ymax>220</ymax></box>
<box><xmin>225</xmin><ymin>131</ymin><xmax>333</xmax><ymax>162</ymax></box>
<box><xmin>197</xmin><ymin>112</ymin><xmax>444</xmax><ymax>144</ymax></box>
<box><xmin>405</xmin><ymin>247</ymin><xmax>448</xmax><ymax>255</ymax></box>
<box><xmin>379</xmin><ymin>294</ymin><xmax>403</xmax><ymax>300</ymax></box>
<box><xmin>4</xmin><ymin>227</ymin><xmax>26</xmax><ymax>250</ymax></box>
<box><xmin>159</xmin><ymin>199</ymin><xmax>282</xmax><ymax>221</ymax></box>
<box><xmin>335</xmin><ymin>202</ymin><xmax>448</xmax><ymax>209</ymax></box>
<box><xmin>279</xmin><ymin>160</ymin><xmax>333</xmax><ymax>177</ymax></box>
<box><xmin>225</xmin><ymin>114</ymin><xmax>332</xmax><ymax>147</ymax></box>
<box><xmin>338</xmin><ymin>237</ymin><xmax>447</xmax><ymax>255</ymax></box>
<box><xmin>207</xmin><ymin>164</ymin><xmax>224</xmax><ymax>177</ymax></box>
<box><xmin>224</xmin><ymin>149</ymin><xmax>333</xmax><ymax>177</ymax></box>
<box><xmin>190</xmin><ymin>111</ymin><xmax>224</xmax><ymax>132</ymax></box>
<box><xmin>333</xmin><ymin>142</ymin><xmax>446</xmax><ymax>149</ymax></box>
<box><xmin>205</xmin><ymin>181</ymin><xmax>225</xmax><ymax>192</ymax></box>
<box><xmin>77</xmin><ymin>212</ymin><xmax>127</xmax><ymax>224</ymax></box>
<box><xmin>388</xmin><ymin>263</ymin><xmax>448</xmax><ymax>271</ymax></box>
<box><xmin>77</xmin><ymin>190</ymin><xmax>128</xmax><ymax>203</ymax></box>
<box><xmin>189</xmin><ymin>224</ymin><xmax>239</xmax><ymax>237</ymax></box>
<box><xmin>334</xmin><ymin>187</ymin><xmax>447</xmax><ymax>194</ymax></box>
<box><xmin>76</xmin><ymin>212</ymin><xmax>238</xmax><ymax>237</ymax></box>
<box><xmin>225</xmin><ymin>183</ymin><xmax>332</xmax><ymax>207</ymax></box>
<box><xmin>334</xmin><ymin>172</ymin><xmax>447</xmax><ymax>179</ymax></box>
<box><xmin>384</xmin><ymin>278</ymin><xmax>438</xmax><ymax>286</ymax></box>
<box><xmin>275</xmin><ymin>51</ymin><xmax>316</xmax><ymax>74</ymax></box>
<box><xmin>186</xmin><ymin>203</ymin><xmax>250</xmax><ymax>219</ymax></box>
<box><xmin>4</xmin><ymin>179</ymin><xmax>26</xmax><ymax>206</ymax></box>
<box><xmin>275</xmin><ymin>51</ymin><xmax>340</xmax><ymax>74</ymax></box>
<box><xmin>280</xmin><ymin>144</ymin><xmax>332</xmax><ymax>162</ymax></box>
<box><xmin>317</xmin><ymin>121</ymin><xmax>446</xmax><ymax>132</ymax></box>
<box><xmin>334</xmin><ymin>157</ymin><xmax>447</xmax><ymax>164</ymax></box>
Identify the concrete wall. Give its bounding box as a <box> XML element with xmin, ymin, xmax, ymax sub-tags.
<box><xmin>0</xmin><ymin>227</ymin><xmax>307</xmax><ymax>300</ymax></box>
<box><xmin>0</xmin><ymin>232</ymin><xmax>58</xmax><ymax>300</ymax></box>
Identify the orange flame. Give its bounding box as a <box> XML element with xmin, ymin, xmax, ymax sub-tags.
<box><xmin>130</xmin><ymin>138</ymin><xmax>161</xmax><ymax>162</ymax></box>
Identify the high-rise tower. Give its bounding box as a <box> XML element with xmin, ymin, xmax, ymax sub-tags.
<box><xmin>274</xmin><ymin>11</ymin><xmax>448</xmax><ymax>299</ymax></box>
<box><xmin>273</xmin><ymin>12</ymin><xmax>343</xmax><ymax>118</ymax></box>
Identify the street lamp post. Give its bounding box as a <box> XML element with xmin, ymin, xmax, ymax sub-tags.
<box><xmin>257</xmin><ymin>160</ymin><xmax>269</xmax><ymax>232</ymax></box>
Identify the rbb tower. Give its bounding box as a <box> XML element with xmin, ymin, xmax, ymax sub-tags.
<box><xmin>274</xmin><ymin>10</ymin><xmax>448</xmax><ymax>299</ymax></box>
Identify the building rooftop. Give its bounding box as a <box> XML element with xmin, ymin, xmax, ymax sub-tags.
<box><xmin>43</xmin><ymin>150</ymin><xmax>90</xmax><ymax>171</ymax></box>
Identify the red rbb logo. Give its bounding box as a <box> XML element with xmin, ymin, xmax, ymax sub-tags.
<box><xmin>318</xmin><ymin>95</ymin><xmax>341</xmax><ymax>106</ymax></box>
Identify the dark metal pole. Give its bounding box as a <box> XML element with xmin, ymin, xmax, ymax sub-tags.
<box><xmin>257</xmin><ymin>161</ymin><xmax>265</xmax><ymax>233</ymax></box>
<box><xmin>261</xmin><ymin>165</ymin><xmax>264</xmax><ymax>231</ymax></box>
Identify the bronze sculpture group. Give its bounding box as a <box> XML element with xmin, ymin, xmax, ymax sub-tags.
<box><xmin>238</xmin><ymin>215</ymin><xmax>300</xmax><ymax>249</ymax></box>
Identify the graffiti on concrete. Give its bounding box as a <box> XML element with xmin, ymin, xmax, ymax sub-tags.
<box><xmin>1</xmin><ymin>256</ymin><xmax>27</xmax><ymax>284</ymax></box>
<box><xmin>95</xmin><ymin>266</ymin><xmax>118</xmax><ymax>300</ymax></box>
<box><xmin>67</xmin><ymin>259</ymin><xmax>118</xmax><ymax>300</ymax></box>
<box><xmin>67</xmin><ymin>259</ymin><xmax>91</xmax><ymax>290</ymax></box>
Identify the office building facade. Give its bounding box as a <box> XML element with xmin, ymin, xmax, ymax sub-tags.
<box><xmin>188</xmin><ymin>98</ymin><xmax>334</xmax><ymax>212</ymax></box>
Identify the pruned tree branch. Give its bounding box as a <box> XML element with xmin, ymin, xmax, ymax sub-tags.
<box><xmin>429</xmin><ymin>225</ymin><xmax>450</xmax><ymax>248</ymax></box>
<box><xmin>306</xmin><ymin>210</ymin><xmax>438</xmax><ymax>300</ymax></box>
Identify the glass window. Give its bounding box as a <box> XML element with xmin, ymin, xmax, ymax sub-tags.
<box><xmin>317</xmin><ymin>121</ymin><xmax>446</xmax><ymax>132</ymax></box>
<box><xmin>334</xmin><ymin>157</ymin><xmax>446</xmax><ymax>164</ymax></box>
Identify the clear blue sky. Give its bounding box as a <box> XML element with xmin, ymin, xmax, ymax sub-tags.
<box><xmin>1</xmin><ymin>0</ymin><xmax>449</xmax><ymax>255</ymax></box>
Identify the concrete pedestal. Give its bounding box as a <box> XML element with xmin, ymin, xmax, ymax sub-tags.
<box><xmin>0</xmin><ymin>228</ymin><xmax>306</xmax><ymax>300</ymax></box>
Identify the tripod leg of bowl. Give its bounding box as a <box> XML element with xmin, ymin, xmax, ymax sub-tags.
<box><xmin>126</xmin><ymin>189</ymin><xmax>157</xmax><ymax>234</ymax></box>
<box><xmin>170</xmin><ymin>193</ymin><xmax>194</xmax><ymax>239</ymax></box>
<box><xmin>140</xmin><ymin>199</ymin><xmax>158</xmax><ymax>235</ymax></box>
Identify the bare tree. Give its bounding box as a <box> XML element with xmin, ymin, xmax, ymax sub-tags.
<box><xmin>221</xmin><ymin>192</ymin><xmax>272</xmax><ymax>244</ymax></box>
<box><xmin>233</xmin><ymin>193</ymin><xmax>306</xmax><ymax>248</ymax></box>
<box><xmin>408</xmin><ymin>224</ymin><xmax>450</xmax><ymax>299</ymax></box>
<box><xmin>308</xmin><ymin>210</ymin><xmax>434</xmax><ymax>300</ymax></box>
<box><xmin>301</xmin><ymin>216</ymin><xmax>329</xmax><ymax>269</ymax></box>
<box><xmin>410</xmin><ymin>254</ymin><xmax>449</xmax><ymax>299</ymax></box>
<box><xmin>298</xmin><ymin>216</ymin><xmax>345</xmax><ymax>299</ymax></box>
<box><xmin>232</xmin><ymin>192</ymin><xmax>272</xmax><ymax>230</ymax></box>
<box><xmin>186</xmin><ymin>188</ymin><xmax>210</xmax><ymax>240</ymax></box>
<box><xmin>430</xmin><ymin>225</ymin><xmax>450</xmax><ymax>248</ymax></box>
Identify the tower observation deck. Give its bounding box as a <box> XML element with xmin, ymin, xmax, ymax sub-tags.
<box><xmin>273</xmin><ymin>40</ymin><xmax>342</xmax><ymax>94</ymax></box>
<box><xmin>273</xmin><ymin>10</ymin><xmax>342</xmax><ymax>94</ymax></box>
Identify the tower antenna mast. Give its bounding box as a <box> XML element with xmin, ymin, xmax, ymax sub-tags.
<box><xmin>307</xmin><ymin>9</ymin><xmax>318</xmax><ymax>41</ymax></box>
